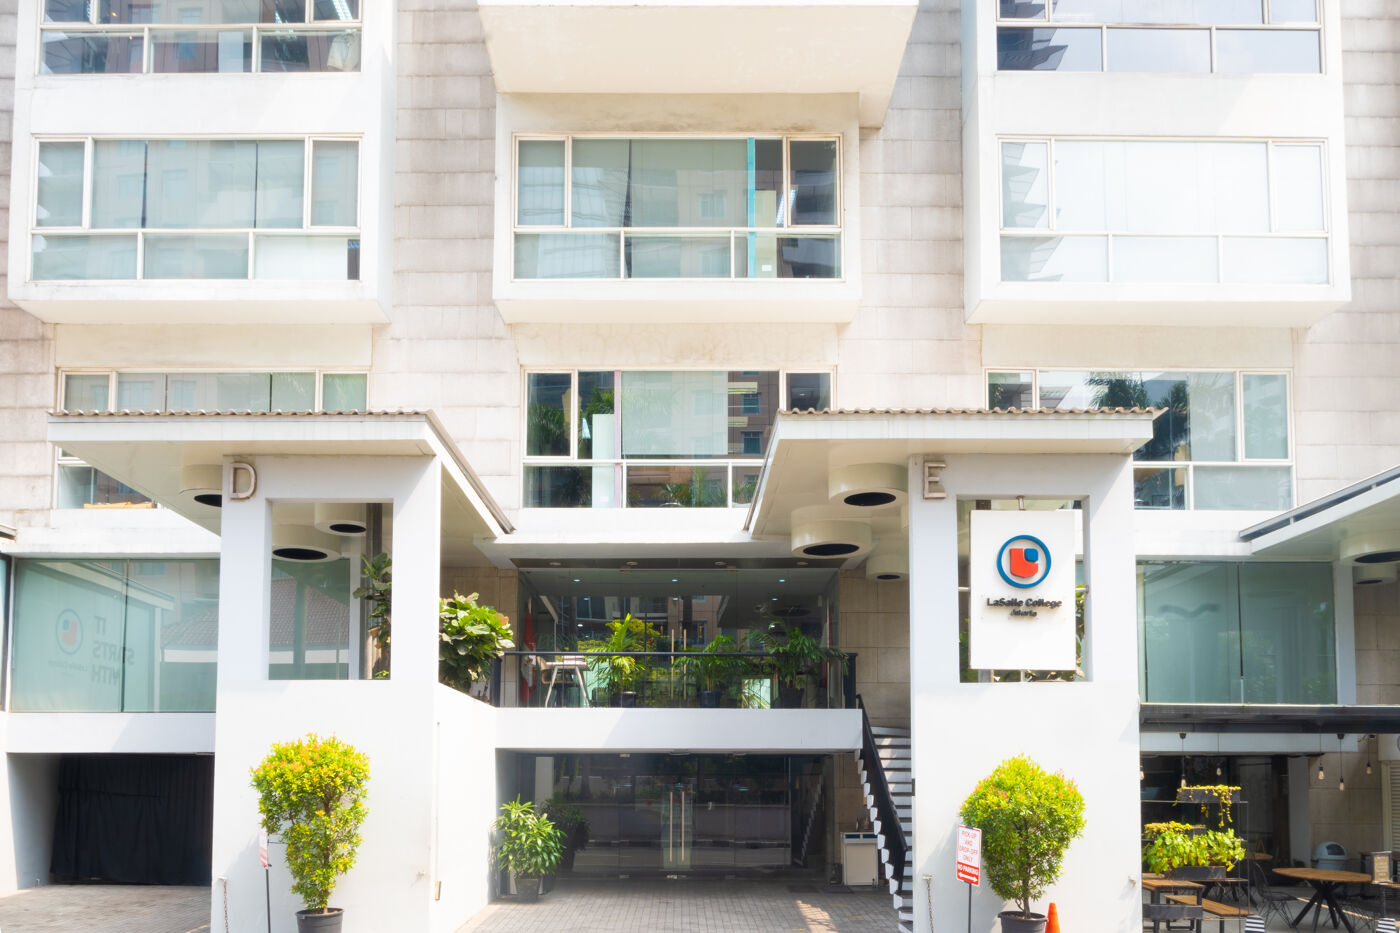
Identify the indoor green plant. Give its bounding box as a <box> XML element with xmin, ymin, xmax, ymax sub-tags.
<box><xmin>759</xmin><ymin>621</ymin><xmax>845</xmax><ymax>709</ymax></box>
<box><xmin>1141</xmin><ymin>821</ymin><xmax>1245</xmax><ymax>879</ymax></box>
<box><xmin>583</xmin><ymin>614</ymin><xmax>660</xmax><ymax>707</ymax></box>
<box><xmin>439</xmin><ymin>592</ymin><xmax>515</xmax><ymax>696</ymax></box>
<box><xmin>494</xmin><ymin>796</ymin><xmax>564</xmax><ymax>902</ymax></box>
<box><xmin>541</xmin><ymin>796</ymin><xmax>590</xmax><ymax>872</ymax></box>
<box><xmin>352</xmin><ymin>553</ymin><xmax>392</xmax><ymax>678</ymax></box>
<box><xmin>683</xmin><ymin>635</ymin><xmax>743</xmax><ymax>708</ymax></box>
<box><xmin>959</xmin><ymin>755</ymin><xmax>1086</xmax><ymax>933</ymax></box>
<box><xmin>250</xmin><ymin>734</ymin><xmax>371</xmax><ymax>933</ymax></box>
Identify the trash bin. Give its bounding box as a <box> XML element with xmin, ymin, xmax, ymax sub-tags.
<box><xmin>1314</xmin><ymin>841</ymin><xmax>1348</xmax><ymax>871</ymax></box>
<box><xmin>842</xmin><ymin>832</ymin><xmax>879</xmax><ymax>886</ymax></box>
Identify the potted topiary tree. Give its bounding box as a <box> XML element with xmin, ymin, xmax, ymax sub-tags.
<box><xmin>439</xmin><ymin>592</ymin><xmax>515</xmax><ymax>697</ymax></box>
<box><xmin>250</xmin><ymin>734</ymin><xmax>371</xmax><ymax>932</ymax></box>
<box><xmin>494</xmin><ymin>796</ymin><xmax>564</xmax><ymax>902</ymax></box>
<box><xmin>959</xmin><ymin>755</ymin><xmax>1086</xmax><ymax>933</ymax></box>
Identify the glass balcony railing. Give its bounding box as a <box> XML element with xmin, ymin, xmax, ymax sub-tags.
<box><xmin>491</xmin><ymin>651</ymin><xmax>855</xmax><ymax>710</ymax></box>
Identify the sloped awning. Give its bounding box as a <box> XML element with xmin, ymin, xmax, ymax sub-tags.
<box><xmin>746</xmin><ymin>407</ymin><xmax>1159</xmax><ymax>542</ymax></box>
<box><xmin>47</xmin><ymin>410</ymin><xmax>512</xmax><ymax>562</ymax></box>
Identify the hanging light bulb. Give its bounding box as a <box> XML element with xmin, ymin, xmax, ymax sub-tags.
<box><xmin>1366</xmin><ymin>735</ymin><xmax>1373</xmax><ymax>775</ymax></box>
<box><xmin>1216</xmin><ymin>762</ymin><xmax>1223</xmax><ymax>778</ymax></box>
<box><xmin>1317</xmin><ymin>758</ymin><xmax>1325</xmax><ymax>782</ymax></box>
<box><xmin>1336</xmin><ymin>734</ymin><xmax>1346</xmax><ymax>791</ymax></box>
<box><xmin>1179</xmin><ymin>732</ymin><xmax>1188</xmax><ymax>788</ymax></box>
<box><xmin>1339</xmin><ymin>775</ymin><xmax>1346</xmax><ymax>792</ymax></box>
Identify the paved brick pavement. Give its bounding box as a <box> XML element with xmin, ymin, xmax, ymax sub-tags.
<box><xmin>457</xmin><ymin>879</ymin><xmax>897</xmax><ymax>933</ymax></box>
<box><xmin>0</xmin><ymin>884</ymin><xmax>209</xmax><ymax>933</ymax></box>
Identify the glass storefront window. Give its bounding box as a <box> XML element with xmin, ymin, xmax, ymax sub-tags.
<box><xmin>1138</xmin><ymin>561</ymin><xmax>1335</xmax><ymax>704</ymax></box>
<box><xmin>269</xmin><ymin>558</ymin><xmax>352</xmax><ymax>680</ymax></box>
<box><xmin>11</xmin><ymin>559</ymin><xmax>219</xmax><ymax>711</ymax></box>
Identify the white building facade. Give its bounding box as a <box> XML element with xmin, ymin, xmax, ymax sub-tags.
<box><xmin>0</xmin><ymin>0</ymin><xmax>1399</xmax><ymax>931</ymax></box>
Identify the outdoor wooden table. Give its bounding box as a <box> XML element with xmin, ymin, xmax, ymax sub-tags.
<box><xmin>1274</xmin><ymin>867</ymin><xmax>1373</xmax><ymax>933</ymax></box>
<box><xmin>1143</xmin><ymin>877</ymin><xmax>1204</xmax><ymax>933</ymax></box>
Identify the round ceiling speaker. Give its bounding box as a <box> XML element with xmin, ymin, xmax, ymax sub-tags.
<box><xmin>314</xmin><ymin>503</ymin><xmax>367</xmax><ymax>536</ymax></box>
<box><xmin>791</xmin><ymin>519</ymin><xmax>872</xmax><ymax>559</ymax></box>
<box><xmin>179</xmin><ymin>464</ymin><xmax>223</xmax><ymax>509</ymax></box>
<box><xmin>1341</xmin><ymin>533</ymin><xmax>1400</xmax><ymax>565</ymax></box>
<box><xmin>271</xmin><ymin>524</ymin><xmax>342</xmax><ymax>562</ymax></box>
<box><xmin>865</xmin><ymin>549</ymin><xmax>909</xmax><ymax>582</ymax></box>
<box><xmin>828</xmin><ymin>463</ymin><xmax>907</xmax><ymax>509</ymax></box>
<box><xmin>1354</xmin><ymin>563</ymin><xmax>1397</xmax><ymax>586</ymax></box>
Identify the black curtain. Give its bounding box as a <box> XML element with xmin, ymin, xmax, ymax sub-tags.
<box><xmin>51</xmin><ymin>755</ymin><xmax>213</xmax><ymax>885</ymax></box>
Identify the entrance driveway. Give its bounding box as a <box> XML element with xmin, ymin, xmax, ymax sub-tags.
<box><xmin>0</xmin><ymin>885</ymin><xmax>210</xmax><ymax>933</ymax></box>
<box><xmin>458</xmin><ymin>878</ymin><xmax>897</xmax><ymax>933</ymax></box>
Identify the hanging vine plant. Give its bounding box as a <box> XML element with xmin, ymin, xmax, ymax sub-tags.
<box><xmin>1175</xmin><ymin>784</ymin><xmax>1241</xmax><ymax>827</ymax></box>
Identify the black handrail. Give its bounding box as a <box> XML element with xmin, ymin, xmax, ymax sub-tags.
<box><xmin>856</xmin><ymin>694</ymin><xmax>907</xmax><ymax>900</ymax></box>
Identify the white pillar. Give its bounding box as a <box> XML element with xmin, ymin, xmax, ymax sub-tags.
<box><xmin>390</xmin><ymin>458</ymin><xmax>442</xmax><ymax>684</ymax></box>
<box><xmin>217</xmin><ymin>460</ymin><xmax>272</xmax><ymax>685</ymax></box>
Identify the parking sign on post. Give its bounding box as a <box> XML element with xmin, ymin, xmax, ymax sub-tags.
<box><xmin>956</xmin><ymin>825</ymin><xmax>981</xmax><ymax>886</ymax></box>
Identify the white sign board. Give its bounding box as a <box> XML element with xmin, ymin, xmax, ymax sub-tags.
<box><xmin>969</xmin><ymin>509</ymin><xmax>1077</xmax><ymax>671</ymax></box>
<box><xmin>956</xmin><ymin>825</ymin><xmax>981</xmax><ymax>886</ymax></box>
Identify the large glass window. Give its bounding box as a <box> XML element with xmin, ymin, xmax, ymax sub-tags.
<box><xmin>524</xmin><ymin>370</ymin><xmax>830</xmax><ymax>508</ymax></box>
<box><xmin>11</xmin><ymin>559</ymin><xmax>219</xmax><ymax>712</ymax></box>
<box><xmin>513</xmin><ymin>137</ymin><xmax>842</xmax><ymax>280</ymax></box>
<box><xmin>40</xmin><ymin>0</ymin><xmax>359</xmax><ymax>74</ymax></box>
<box><xmin>988</xmin><ymin>369</ymin><xmax>1291</xmax><ymax>510</ymax></box>
<box><xmin>997</xmin><ymin>1</ymin><xmax>1321</xmax><ymax>74</ymax></box>
<box><xmin>999</xmin><ymin>138</ymin><xmax>1329</xmax><ymax>285</ymax></box>
<box><xmin>56</xmin><ymin>370</ymin><xmax>366</xmax><ymax>508</ymax></box>
<box><xmin>32</xmin><ymin>137</ymin><xmax>360</xmax><ymax>282</ymax></box>
<box><xmin>1139</xmin><ymin>561</ymin><xmax>1336</xmax><ymax>704</ymax></box>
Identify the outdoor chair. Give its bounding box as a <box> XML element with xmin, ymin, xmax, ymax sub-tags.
<box><xmin>1248</xmin><ymin>858</ymin><xmax>1299</xmax><ymax>927</ymax></box>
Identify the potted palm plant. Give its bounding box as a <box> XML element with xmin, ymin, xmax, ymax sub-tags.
<box><xmin>959</xmin><ymin>755</ymin><xmax>1086</xmax><ymax>933</ymax></box>
<box><xmin>684</xmin><ymin>635</ymin><xmax>742</xmax><ymax>708</ymax></box>
<box><xmin>438</xmin><ymin>592</ymin><xmax>515</xmax><ymax>697</ymax></box>
<box><xmin>583</xmin><ymin>614</ymin><xmax>660</xmax><ymax>707</ymax></box>
<box><xmin>494</xmin><ymin>796</ymin><xmax>564</xmax><ymax>902</ymax></box>
<box><xmin>759</xmin><ymin>621</ymin><xmax>845</xmax><ymax>709</ymax></box>
<box><xmin>250</xmin><ymin>734</ymin><xmax>371</xmax><ymax>932</ymax></box>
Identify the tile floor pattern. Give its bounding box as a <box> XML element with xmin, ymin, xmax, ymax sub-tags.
<box><xmin>458</xmin><ymin>879</ymin><xmax>899</xmax><ymax>933</ymax></box>
<box><xmin>0</xmin><ymin>884</ymin><xmax>210</xmax><ymax>933</ymax></box>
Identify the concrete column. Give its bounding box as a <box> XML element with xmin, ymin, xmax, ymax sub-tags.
<box><xmin>390</xmin><ymin>458</ymin><xmax>442</xmax><ymax>684</ymax></box>
<box><xmin>217</xmin><ymin>460</ymin><xmax>272</xmax><ymax>685</ymax></box>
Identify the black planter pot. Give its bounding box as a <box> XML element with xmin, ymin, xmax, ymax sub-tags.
<box><xmin>1168</xmin><ymin>865</ymin><xmax>1226</xmax><ymax>881</ymax></box>
<box><xmin>777</xmin><ymin>686</ymin><xmax>804</xmax><ymax>709</ymax></box>
<box><xmin>618</xmin><ymin>691</ymin><xmax>638</xmax><ymax>708</ymax></box>
<box><xmin>998</xmin><ymin>910</ymin><xmax>1047</xmax><ymax>933</ymax></box>
<box><xmin>699</xmin><ymin>690</ymin><xmax>720</xmax><ymax>708</ymax></box>
<box><xmin>542</xmin><ymin>873</ymin><xmax>555</xmax><ymax>894</ymax></box>
<box><xmin>559</xmin><ymin>846</ymin><xmax>577</xmax><ymax>872</ymax></box>
<box><xmin>515</xmin><ymin>876</ymin><xmax>541</xmax><ymax>902</ymax></box>
<box><xmin>296</xmin><ymin>908</ymin><xmax>344</xmax><ymax>933</ymax></box>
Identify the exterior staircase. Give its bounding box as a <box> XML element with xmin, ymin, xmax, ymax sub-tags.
<box><xmin>855</xmin><ymin>702</ymin><xmax>914</xmax><ymax>932</ymax></box>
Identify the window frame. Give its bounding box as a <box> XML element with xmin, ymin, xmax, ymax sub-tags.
<box><xmin>54</xmin><ymin>368</ymin><xmax>369</xmax><ymax>509</ymax></box>
<box><xmin>521</xmin><ymin>368</ymin><xmax>834</xmax><ymax>509</ymax></box>
<box><xmin>984</xmin><ymin>366</ymin><xmax>1295</xmax><ymax>510</ymax></box>
<box><xmin>510</xmin><ymin>134</ymin><xmax>845</xmax><ymax>283</ymax></box>
<box><xmin>37</xmin><ymin>0</ymin><xmax>363</xmax><ymax>76</ymax></box>
<box><xmin>996</xmin><ymin>135</ymin><xmax>1332</xmax><ymax>286</ymax></box>
<box><xmin>30</xmin><ymin>134</ymin><xmax>363</xmax><ymax>282</ymax></box>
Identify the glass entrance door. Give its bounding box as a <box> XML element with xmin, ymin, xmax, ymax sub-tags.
<box><xmin>661</xmin><ymin>781</ymin><xmax>694</xmax><ymax>870</ymax></box>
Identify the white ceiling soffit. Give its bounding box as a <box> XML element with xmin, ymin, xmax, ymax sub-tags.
<box><xmin>1243</xmin><ymin>466</ymin><xmax>1400</xmax><ymax>562</ymax></box>
<box><xmin>46</xmin><ymin>411</ymin><xmax>512</xmax><ymax>563</ymax></box>
<box><xmin>747</xmin><ymin>408</ymin><xmax>1158</xmax><ymax>539</ymax></box>
<box><xmin>476</xmin><ymin>0</ymin><xmax>919</xmax><ymax>128</ymax></box>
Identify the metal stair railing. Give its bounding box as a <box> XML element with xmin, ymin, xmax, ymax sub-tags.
<box><xmin>856</xmin><ymin>694</ymin><xmax>907</xmax><ymax>895</ymax></box>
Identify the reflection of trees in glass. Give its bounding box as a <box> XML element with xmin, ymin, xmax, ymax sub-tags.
<box><xmin>989</xmin><ymin>381</ymin><xmax>1029</xmax><ymax>410</ymax></box>
<box><xmin>1087</xmin><ymin>372</ymin><xmax>1148</xmax><ymax>409</ymax></box>
<box><xmin>578</xmin><ymin>381</ymin><xmax>613</xmax><ymax>459</ymax></box>
<box><xmin>528</xmin><ymin>403</ymin><xmax>568</xmax><ymax>456</ymax></box>
<box><xmin>660</xmin><ymin>467</ymin><xmax>727</xmax><ymax>508</ymax></box>
<box><xmin>1143</xmin><ymin>380</ymin><xmax>1190</xmax><ymax>462</ymax></box>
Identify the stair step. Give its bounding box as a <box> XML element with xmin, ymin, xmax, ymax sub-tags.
<box><xmin>870</xmin><ymin>725</ymin><xmax>910</xmax><ymax>736</ymax></box>
<box><xmin>878</xmin><ymin>748</ymin><xmax>912</xmax><ymax>760</ymax></box>
<box><xmin>899</xmin><ymin>908</ymin><xmax>914</xmax><ymax>921</ymax></box>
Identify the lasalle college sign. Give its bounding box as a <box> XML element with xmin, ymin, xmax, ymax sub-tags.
<box><xmin>968</xmin><ymin>509</ymin><xmax>1076</xmax><ymax>671</ymax></box>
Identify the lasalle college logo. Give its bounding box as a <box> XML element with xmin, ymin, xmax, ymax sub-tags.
<box><xmin>996</xmin><ymin>534</ymin><xmax>1051</xmax><ymax>589</ymax></box>
<box><xmin>55</xmin><ymin>610</ymin><xmax>83</xmax><ymax>655</ymax></box>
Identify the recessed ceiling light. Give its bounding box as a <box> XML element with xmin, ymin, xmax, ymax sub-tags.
<box><xmin>771</xmin><ymin>597</ymin><xmax>778</xmax><ymax>601</ymax></box>
<box><xmin>549</xmin><ymin>561</ymin><xmax>561</xmax><ymax>567</ymax></box>
<box><xmin>671</xmin><ymin>578</ymin><xmax>678</xmax><ymax>583</ymax></box>
<box><xmin>778</xmin><ymin>578</ymin><xmax>785</xmax><ymax>583</ymax></box>
<box><xmin>626</xmin><ymin>560</ymin><xmax>639</xmax><ymax>566</ymax></box>
<box><xmin>573</xmin><ymin>578</ymin><xmax>581</xmax><ymax>583</ymax></box>
<box><xmin>796</xmin><ymin>560</ymin><xmax>809</xmax><ymax>566</ymax></box>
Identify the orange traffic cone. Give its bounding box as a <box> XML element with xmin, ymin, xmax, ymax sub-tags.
<box><xmin>1045</xmin><ymin>902</ymin><xmax>1061</xmax><ymax>933</ymax></box>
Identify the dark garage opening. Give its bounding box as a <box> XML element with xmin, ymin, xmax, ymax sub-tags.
<box><xmin>51</xmin><ymin>754</ymin><xmax>213</xmax><ymax>885</ymax></box>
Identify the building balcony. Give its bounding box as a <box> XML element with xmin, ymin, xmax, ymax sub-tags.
<box><xmin>477</xmin><ymin>0</ymin><xmax>918</xmax><ymax>129</ymax></box>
